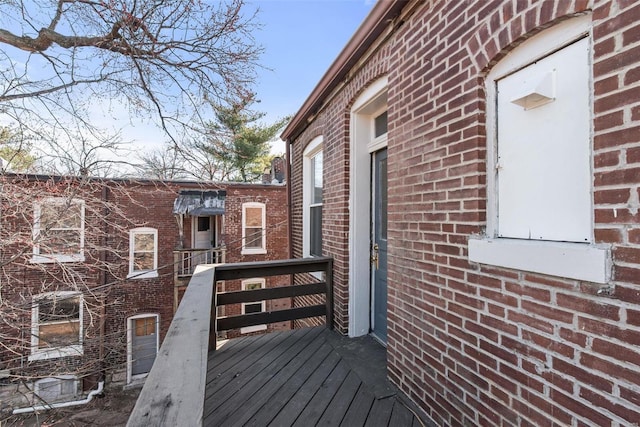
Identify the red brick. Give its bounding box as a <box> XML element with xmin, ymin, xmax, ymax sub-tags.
<box><xmin>594</xmin><ymin>188</ymin><xmax>630</xmax><ymax>204</ymax></box>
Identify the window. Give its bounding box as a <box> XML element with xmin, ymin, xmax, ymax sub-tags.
<box><xmin>128</xmin><ymin>228</ymin><xmax>158</xmax><ymax>279</ymax></box>
<box><xmin>303</xmin><ymin>136</ymin><xmax>323</xmax><ymax>257</ymax></box>
<box><xmin>241</xmin><ymin>203</ymin><xmax>266</xmax><ymax>255</ymax></box>
<box><xmin>30</xmin><ymin>292</ymin><xmax>83</xmax><ymax>360</ymax></box>
<box><xmin>240</xmin><ymin>278</ymin><xmax>266</xmax><ymax>334</ymax></box>
<box><xmin>34</xmin><ymin>376</ymin><xmax>79</xmax><ymax>402</ymax></box>
<box><xmin>468</xmin><ymin>15</ymin><xmax>610</xmax><ymax>283</ymax></box>
<box><xmin>33</xmin><ymin>198</ymin><xmax>85</xmax><ymax>263</ymax></box>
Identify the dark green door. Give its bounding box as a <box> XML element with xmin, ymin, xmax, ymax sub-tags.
<box><xmin>371</xmin><ymin>149</ymin><xmax>388</xmax><ymax>344</ymax></box>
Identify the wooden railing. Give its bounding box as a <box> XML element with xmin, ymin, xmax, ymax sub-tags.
<box><xmin>128</xmin><ymin>257</ymin><xmax>333</xmax><ymax>427</ymax></box>
<box><xmin>173</xmin><ymin>246</ymin><xmax>226</xmax><ymax>278</ymax></box>
<box><xmin>211</xmin><ymin>257</ymin><xmax>333</xmax><ymax>348</ymax></box>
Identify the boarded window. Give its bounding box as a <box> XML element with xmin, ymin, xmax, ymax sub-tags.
<box><xmin>36</xmin><ymin>295</ymin><xmax>81</xmax><ymax>349</ymax></box>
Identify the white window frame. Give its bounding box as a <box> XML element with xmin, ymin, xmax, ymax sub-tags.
<box><xmin>34</xmin><ymin>375</ymin><xmax>79</xmax><ymax>402</ymax></box>
<box><xmin>468</xmin><ymin>15</ymin><xmax>611</xmax><ymax>284</ymax></box>
<box><xmin>240</xmin><ymin>278</ymin><xmax>267</xmax><ymax>334</ymax></box>
<box><xmin>128</xmin><ymin>227</ymin><xmax>159</xmax><ymax>279</ymax></box>
<box><xmin>126</xmin><ymin>313</ymin><xmax>160</xmax><ymax>384</ymax></box>
<box><xmin>303</xmin><ymin>136</ymin><xmax>323</xmax><ymax>258</ymax></box>
<box><xmin>241</xmin><ymin>202</ymin><xmax>267</xmax><ymax>255</ymax></box>
<box><xmin>32</xmin><ymin>197</ymin><xmax>85</xmax><ymax>263</ymax></box>
<box><xmin>30</xmin><ymin>291</ymin><xmax>83</xmax><ymax>361</ymax></box>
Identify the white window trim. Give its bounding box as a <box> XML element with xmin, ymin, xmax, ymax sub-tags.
<box><xmin>128</xmin><ymin>227</ymin><xmax>159</xmax><ymax>279</ymax></box>
<box><xmin>241</xmin><ymin>202</ymin><xmax>267</xmax><ymax>255</ymax></box>
<box><xmin>32</xmin><ymin>198</ymin><xmax>85</xmax><ymax>264</ymax></box>
<box><xmin>30</xmin><ymin>292</ymin><xmax>83</xmax><ymax>361</ymax></box>
<box><xmin>240</xmin><ymin>278</ymin><xmax>267</xmax><ymax>334</ymax></box>
<box><xmin>469</xmin><ymin>15</ymin><xmax>611</xmax><ymax>284</ymax></box>
<box><xmin>126</xmin><ymin>313</ymin><xmax>160</xmax><ymax>384</ymax></box>
<box><xmin>303</xmin><ymin>136</ymin><xmax>323</xmax><ymax>259</ymax></box>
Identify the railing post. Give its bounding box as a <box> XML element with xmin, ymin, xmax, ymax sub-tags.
<box><xmin>325</xmin><ymin>258</ymin><xmax>333</xmax><ymax>330</ymax></box>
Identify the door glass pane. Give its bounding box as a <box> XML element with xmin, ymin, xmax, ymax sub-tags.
<box><xmin>197</xmin><ymin>217</ymin><xmax>210</xmax><ymax>232</ymax></box>
<box><xmin>135</xmin><ymin>317</ymin><xmax>156</xmax><ymax>336</ymax></box>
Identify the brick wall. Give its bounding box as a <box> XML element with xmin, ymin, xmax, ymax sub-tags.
<box><xmin>289</xmin><ymin>0</ymin><xmax>640</xmax><ymax>425</ymax></box>
<box><xmin>0</xmin><ymin>176</ymin><xmax>288</xmax><ymax>397</ymax></box>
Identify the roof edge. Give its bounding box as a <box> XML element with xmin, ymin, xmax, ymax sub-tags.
<box><xmin>281</xmin><ymin>0</ymin><xmax>407</xmax><ymax>141</ymax></box>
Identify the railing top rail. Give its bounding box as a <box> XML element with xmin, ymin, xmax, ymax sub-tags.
<box><xmin>173</xmin><ymin>247</ymin><xmax>225</xmax><ymax>253</ymax></box>
<box><xmin>213</xmin><ymin>257</ymin><xmax>332</xmax><ymax>281</ymax></box>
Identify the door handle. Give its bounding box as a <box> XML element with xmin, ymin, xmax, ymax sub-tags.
<box><xmin>371</xmin><ymin>243</ymin><xmax>379</xmax><ymax>270</ymax></box>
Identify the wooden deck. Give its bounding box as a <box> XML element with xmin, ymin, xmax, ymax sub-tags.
<box><xmin>204</xmin><ymin>327</ymin><xmax>431</xmax><ymax>427</ymax></box>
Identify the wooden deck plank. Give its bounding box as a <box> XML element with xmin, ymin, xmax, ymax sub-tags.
<box><xmin>205</xmin><ymin>328</ymin><xmax>315</xmax><ymax>418</ymax></box>
<box><xmin>364</xmin><ymin>397</ymin><xmax>395</xmax><ymax>427</ymax></box>
<box><xmin>206</xmin><ymin>327</ymin><xmax>310</xmax><ymax>399</ymax></box>
<box><xmin>267</xmin><ymin>351</ymin><xmax>342</xmax><ymax>426</ymax></box>
<box><xmin>339</xmin><ymin>386</ymin><xmax>375</xmax><ymax>427</ymax></box>
<box><xmin>206</xmin><ymin>327</ymin><xmax>323</xmax><ymax>425</ymax></box>
<box><xmin>203</xmin><ymin>327</ymin><xmax>431</xmax><ymax>427</ymax></box>
<box><xmin>218</xmin><ymin>328</ymin><xmax>328</xmax><ymax>427</ymax></box>
<box><xmin>243</xmin><ymin>340</ymin><xmax>334</xmax><ymax>426</ymax></box>
<box><xmin>291</xmin><ymin>359</ymin><xmax>351</xmax><ymax>426</ymax></box>
<box><xmin>206</xmin><ymin>331</ymin><xmax>277</xmax><ymax>378</ymax></box>
<box><xmin>389</xmin><ymin>400</ymin><xmax>416</xmax><ymax>426</ymax></box>
<box><xmin>316</xmin><ymin>370</ymin><xmax>363</xmax><ymax>425</ymax></box>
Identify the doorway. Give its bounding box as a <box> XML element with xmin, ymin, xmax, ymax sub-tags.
<box><xmin>128</xmin><ymin>314</ymin><xmax>159</xmax><ymax>382</ymax></box>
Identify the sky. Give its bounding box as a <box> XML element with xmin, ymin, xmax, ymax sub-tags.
<box><xmin>234</xmin><ymin>0</ymin><xmax>376</xmax><ymax>153</ymax></box>
<box><xmin>1</xmin><ymin>1</ymin><xmax>376</xmax><ymax>163</ymax></box>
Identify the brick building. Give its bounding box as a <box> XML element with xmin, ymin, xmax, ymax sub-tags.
<box><xmin>283</xmin><ymin>1</ymin><xmax>640</xmax><ymax>425</ymax></box>
<box><xmin>0</xmin><ymin>173</ymin><xmax>287</xmax><ymax>411</ymax></box>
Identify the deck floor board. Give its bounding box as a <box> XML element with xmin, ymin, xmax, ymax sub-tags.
<box><xmin>204</xmin><ymin>327</ymin><xmax>432</xmax><ymax>427</ymax></box>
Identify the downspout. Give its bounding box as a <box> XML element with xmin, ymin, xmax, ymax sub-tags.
<box><xmin>286</xmin><ymin>139</ymin><xmax>294</xmax><ymax>263</ymax></box>
<box><xmin>12</xmin><ymin>381</ymin><xmax>104</xmax><ymax>415</ymax></box>
<box><xmin>99</xmin><ymin>185</ymin><xmax>109</xmax><ymax>386</ymax></box>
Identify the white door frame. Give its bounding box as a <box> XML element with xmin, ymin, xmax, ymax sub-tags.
<box><xmin>348</xmin><ymin>76</ymin><xmax>388</xmax><ymax>337</ymax></box>
<box><xmin>126</xmin><ymin>313</ymin><xmax>160</xmax><ymax>384</ymax></box>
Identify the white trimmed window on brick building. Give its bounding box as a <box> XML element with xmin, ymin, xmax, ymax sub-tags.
<box><xmin>303</xmin><ymin>136</ymin><xmax>323</xmax><ymax>257</ymax></box>
<box><xmin>240</xmin><ymin>278</ymin><xmax>267</xmax><ymax>334</ymax></box>
<box><xmin>30</xmin><ymin>292</ymin><xmax>83</xmax><ymax>361</ymax></box>
<box><xmin>242</xmin><ymin>202</ymin><xmax>266</xmax><ymax>255</ymax></box>
<box><xmin>468</xmin><ymin>15</ymin><xmax>611</xmax><ymax>284</ymax></box>
<box><xmin>32</xmin><ymin>197</ymin><xmax>85</xmax><ymax>263</ymax></box>
<box><xmin>128</xmin><ymin>227</ymin><xmax>158</xmax><ymax>279</ymax></box>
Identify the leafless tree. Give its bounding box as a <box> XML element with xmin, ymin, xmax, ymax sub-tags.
<box><xmin>0</xmin><ymin>0</ymin><xmax>262</xmax><ymax>166</ymax></box>
<box><xmin>0</xmin><ymin>173</ymin><xmax>174</xmax><ymax>420</ymax></box>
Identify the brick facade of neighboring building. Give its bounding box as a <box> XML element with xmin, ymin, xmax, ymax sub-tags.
<box><xmin>284</xmin><ymin>1</ymin><xmax>640</xmax><ymax>425</ymax></box>
<box><xmin>0</xmin><ymin>174</ymin><xmax>287</xmax><ymax>411</ymax></box>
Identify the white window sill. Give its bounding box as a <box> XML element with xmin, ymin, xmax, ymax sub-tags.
<box><xmin>127</xmin><ymin>271</ymin><xmax>159</xmax><ymax>280</ymax></box>
<box><xmin>241</xmin><ymin>324</ymin><xmax>267</xmax><ymax>334</ymax></box>
<box><xmin>468</xmin><ymin>237</ymin><xmax>611</xmax><ymax>284</ymax></box>
<box><xmin>29</xmin><ymin>345</ymin><xmax>83</xmax><ymax>361</ymax></box>
<box><xmin>30</xmin><ymin>254</ymin><xmax>85</xmax><ymax>264</ymax></box>
<box><xmin>241</xmin><ymin>249</ymin><xmax>267</xmax><ymax>256</ymax></box>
